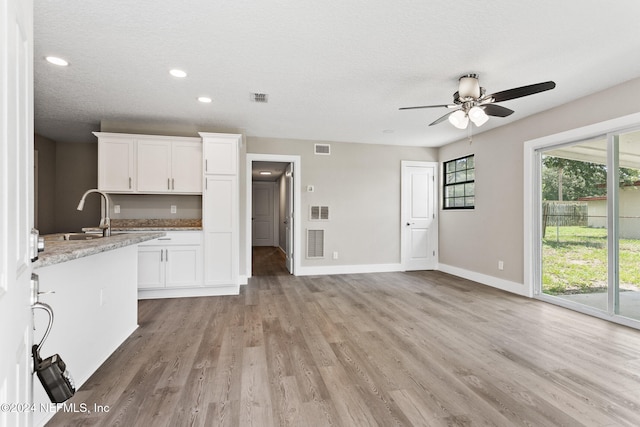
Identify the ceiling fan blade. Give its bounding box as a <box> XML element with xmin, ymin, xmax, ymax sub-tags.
<box><xmin>399</xmin><ymin>104</ymin><xmax>454</xmax><ymax>110</ymax></box>
<box><xmin>482</xmin><ymin>104</ymin><xmax>514</xmax><ymax>117</ymax></box>
<box><xmin>488</xmin><ymin>81</ymin><xmax>556</xmax><ymax>103</ymax></box>
<box><xmin>429</xmin><ymin>110</ymin><xmax>458</xmax><ymax>126</ymax></box>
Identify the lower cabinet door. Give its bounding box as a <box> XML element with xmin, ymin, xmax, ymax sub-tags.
<box><xmin>138</xmin><ymin>247</ymin><xmax>165</xmax><ymax>289</ymax></box>
<box><xmin>165</xmin><ymin>245</ymin><xmax>202</xmax><ymax>287</ymax></box>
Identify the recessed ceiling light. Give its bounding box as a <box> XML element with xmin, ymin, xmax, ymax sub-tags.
<box><xmin>198</xmin><ymin>97</ymin><xmax>212</xmax><ymax>103</ymax></box>
<box><xmin>169</xmin><ymin>69</ymin><xmax>187</xmax><ymax>78</ymax></box>
<box><xmin>259</xmin><ymin>171</ymin><xmax>272</xmax><ymax>175</ymax></box>
<box><xmin>45</xmin><ymin>56</ymin><xmax>69</xmax><ymax>66</ymax></box>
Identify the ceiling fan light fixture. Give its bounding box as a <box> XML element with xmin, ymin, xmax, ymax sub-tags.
<box><xmin>468</xmin><ymin>106</ymin><xmax>489</xmax><ymax>126</ymax></box>
<box><xmin>458</xmin><ymin>74</ymin><xmax>480</xmax><ymax>99</ymax></box>
<box><xmin>448</xmin><ymin>110</ymin><xmax>469</xmax><ymax>129</ymax></box>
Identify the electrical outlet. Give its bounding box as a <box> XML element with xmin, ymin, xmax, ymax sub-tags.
<box><xmin>307</xmin><ymin>185</ymin><xmax>315</xmax><ymax>192</ymax></box>
<box><xmin>170</xmin><ymin>205</ymin><xmax>177</xmax><ymax>214</ymax></box>
<box><xmin>498</xmin><ymin>260</ymin><xmax>504</xmax><ymax>271</ymax></box>
<box><xmin>114</xmin><ymin>205</ymin><xmax>120</xmax><ymax>214</ymax></box>
<box><xmin>333</xmin><ymin>251</ymin><xmax>339</xmax><ymax>260</ymax></box>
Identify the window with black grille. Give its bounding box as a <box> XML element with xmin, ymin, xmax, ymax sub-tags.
<box><xmin>443</xmin><ymin>155</ymin><xmax>475</xmax><ymax>209</ymax></box>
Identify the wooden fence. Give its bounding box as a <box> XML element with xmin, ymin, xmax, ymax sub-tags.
<box><xmin>542</xmin><ymin>202</ymin><xmax>588</xmax><ymax>237</ymax></box>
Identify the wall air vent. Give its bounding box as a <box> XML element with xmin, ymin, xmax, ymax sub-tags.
<box><xmin>306</xmin><ymin>229</ymin><xmax>325</xmax><ymax>258</ymax></box>
<box><xmin>251</xmin><ymin>93</ymin><xmax>269</xmax><ymax>103</ymax></box>
<box><xmin>309</xmin><ymin>206</ymin><xmax>330</xmax><ymax>221</ymax></box>
<box><xmin>314</xmin><ymin>144</ymin><xmax>331</xmax><ymax>155</ymax></box>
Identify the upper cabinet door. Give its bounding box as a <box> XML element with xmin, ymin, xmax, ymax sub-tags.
<box><xmin>137</xmin><ymin>139</ymin><xmax>172</xmax><ymax>192</ymax></box>
<box><xmin>203</xmin><ymin>138</ymin><xmax>238</xmax><ymax>175</ymax></box>
<box><xmin>172</xmin><ymin>141</ymin><xmax>202</xmax><ymax>193</ymax></box>
<box><xmin>98</xmin><ymin>137</ymin><xmax>135</xmax><ymax>192</ymax></box>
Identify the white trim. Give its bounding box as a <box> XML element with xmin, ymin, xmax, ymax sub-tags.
<box><xmin>246</xmin><ymin>153</ymin><xmax>302</xmax><ymax>278</ymax></box>
<box><xmin>138</xmin><ymin>285</ymin><xmax>240</xmax><ymax>299</ymax></box>
<box><xmin>297</xmin><ymin>263</ymin><xmax>403</xmax><ymax>276</ymax></box>
<box><xmin>438</xmin><ymin>263</ymin><xmax>530</xmax><ymax>297</ymax></box>
<box><xmin>93</xmin><ymin>131</ymin><xmax>201</xmax><ymax>143</ymax></box>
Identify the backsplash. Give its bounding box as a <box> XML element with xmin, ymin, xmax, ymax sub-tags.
<box><xmin>108</xmin><ymin>194</ymin><xmax>202</xmax><ymax>220</ymax></box>
<box><xmin>109</xmin><ymin>218</ymin><xmax>202</xmax><ymax>228</ymax></box>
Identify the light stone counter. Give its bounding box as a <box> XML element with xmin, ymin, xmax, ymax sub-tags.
<box><xmin>33</xmin><ymin>232</ymin><xmax>165</xmax><ymax>269</ymax></box>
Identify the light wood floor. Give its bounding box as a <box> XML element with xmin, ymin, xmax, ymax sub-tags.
<box><xmin>48</xmin><ymin>249</ymin><xmax>640</xmax><ymax>426</ymax></box>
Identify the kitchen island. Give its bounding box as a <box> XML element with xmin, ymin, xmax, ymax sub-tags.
<box><xmin>32</xmin><ymin>232</ymin><xmax>163</xmax><ymax>427</ymax></box>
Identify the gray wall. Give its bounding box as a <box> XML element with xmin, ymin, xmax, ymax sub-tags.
<box><xmin>34</xmin><ymin>135</ymin><xmax>100</xmax><ymax>233</ymax></box>
<box><xmin>246</xmin><ymin>138</ymin><xmax>438</xmax><ymax>267</ymax></box>
<box><xmin>34</xmin><ymin>134</ymin><xmax>57</xmax><ymax>234</ymax></box>
<box><xmin>55</xmin><ymin>142</ymin><xmax>100</xmax><ymax>232</ymax></box>
<box><xmin>438</xmin><ymin>76</ymin><xmax>640</xmax><ymax>286</ymax></box>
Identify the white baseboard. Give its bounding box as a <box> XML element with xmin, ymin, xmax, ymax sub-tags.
<box><xmin>297</xmin><ymin>263</ymin><xmax>403</xmax><ymax>276</ymax></box>
<box><xmin>138</xmin><ymin>285</ymin><xmax>240</xmax><ymax>299</ymax></box>
<box><xmin>437</xmin><ymin>263</ymin><xmax>531</xmax><ymax>297</ymax></box>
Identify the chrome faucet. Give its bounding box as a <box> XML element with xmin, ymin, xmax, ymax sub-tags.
<box><xmin>77</xmin><ymin>189</ymin><xmax>112</xmax><ymax>237</ymax></box>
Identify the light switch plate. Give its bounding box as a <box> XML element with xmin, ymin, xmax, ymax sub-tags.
<box><xmin>170</xmin><ymin>205</ymin><xmax>177</xmax><ymax>214</ymax></box>
<box><xmin>114</xmin><ymin>205</ymin><xmax>120</xmax><ymax>214</ymax></box>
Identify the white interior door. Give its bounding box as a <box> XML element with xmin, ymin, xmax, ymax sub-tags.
<box><xmin>401</xmin><ymin>161</ymin><xmax>438</xmax><ymax>271</ymax></box>
<box><xmin>252</xmin><ymin>182</ymin><xmax>275</xmax><ymax>246</ymax></box>
<box><xmin>284</xmin><ymin>163</ymin><xmax>294</xmax><ymax>273</ymax></box>
<box><xmin>0</xmin><ymin>0</ymin><xmax>35</xmax><ymax>424</ymax></box>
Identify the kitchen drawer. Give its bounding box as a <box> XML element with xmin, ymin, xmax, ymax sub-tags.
<box><xmin>139</xmin><ymin>231</ymin><xmax>203</xmax><ymax>246</ymax></box>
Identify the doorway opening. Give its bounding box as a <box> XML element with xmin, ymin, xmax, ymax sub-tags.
<box><xmin>246</xmin><ymin>154</ymin><xmax>301</xmax><ymax>278</ymax></box>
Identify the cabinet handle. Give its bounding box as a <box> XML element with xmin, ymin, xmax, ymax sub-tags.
<box><xmin>165</xmin><ymin>249</ymin><xmax>168</xmax><ymax>262</ymax></box>
<box><xmin>172</xmin><ymin>178</ymin><xmax>175</xmax><ymax>190</ymax></box>
<box><xmin>160</xmin><ymin>249</ymin><xmax>163</xmax><ymax>262</ymax></box>
<box><xmin>129</xmin><ymin>177</ymin><xmax>132</xmax><ymax>189</ymax></box>
<box><xmin>205</xmin><ymin>159</ymin><xmax>208</xmax><ymax>172</ymax></box>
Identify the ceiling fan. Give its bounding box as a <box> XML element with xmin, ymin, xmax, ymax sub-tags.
<box><xmin>399</xmin><ymin>74</ymin><xmax>556</xmax><ymax>129</ymax></box>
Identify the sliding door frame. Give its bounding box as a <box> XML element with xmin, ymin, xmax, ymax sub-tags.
<box><xmin>524</xmin><ymin>112</ymin><xmax>640</xmax><ymax>329</ymax></box>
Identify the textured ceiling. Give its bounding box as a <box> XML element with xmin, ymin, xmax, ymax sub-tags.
<box><xmin>34</xmin><ymin>1</ymin><xmax>640</xmax><ymax>147</ymax></box>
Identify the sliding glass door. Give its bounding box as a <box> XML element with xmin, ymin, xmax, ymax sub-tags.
<box><xmin>536</xmin><ymin>128</ymin><xmax>640</xmax><ymax>323</ymax></box>
<box><xmin>617</xmin><ymin>130</ymin><xmax>640</xmax><ymax>320</ymax></box>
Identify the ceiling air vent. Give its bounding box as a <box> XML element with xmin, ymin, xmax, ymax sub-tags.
<box><xmin>251</xmin><ymin>93</ymin><xmax>269</xmax><ymax>103</ymax></box>
<box><xmin>314</xmin><ymin>144</ymin><xmax>330</xmax><ymax>155</ymax></box>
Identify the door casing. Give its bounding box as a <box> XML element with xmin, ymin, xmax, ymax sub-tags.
<box><xmin>246</xmin><ymin>154</ymin><xmax>301</xmax><ymax>277</ymax></box>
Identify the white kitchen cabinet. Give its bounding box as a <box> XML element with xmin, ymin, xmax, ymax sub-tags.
<box><xmin>200</xmin><ymin>133</ymin><xmax>241</xmax><ymax>291</ymax></box>
<box><xmin>203</xmin><ymin>175</ymin><xmax>237</xmax><ymax>286</ymax></box>
<box><xmin>136</xmin><ymin>139</ymin><xmax>172</xmax><ymax>192</ymax></box>
<box><xmin>95</xmin><ymin>132</ymin><xmax>202</xmax><ymax>194</ymax></box>
<box><xmin>172</xmin><ymin>141</ymin><xmax>203</xmax><ymax>192</ymax></box>
<box><xmin>137</xmin><ymin>138</ymin><xmax>202</xmax><ymax>193</ymax></box>
<box><xmin>97</xmin><ymin>136</ymin><xmax>135</xmax><ymax>192</ymax></box>
<box><xmin>137</xmin><ymin>232</ymin><xmax>203</xmax><ymax>290</ymax></box>
<box><xmin>203</xmin><ymin>135</ymin><xmax>238</xmax><ymax>175</ymax></box>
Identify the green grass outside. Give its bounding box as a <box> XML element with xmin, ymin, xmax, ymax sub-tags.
<box><xmin>542</xmin><ymin>226</ymin><xmax>640</xmax><ymax>295</ymax></box>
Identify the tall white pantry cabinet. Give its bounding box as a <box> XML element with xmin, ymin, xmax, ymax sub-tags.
<box><xmin>200</xmin><ymin>133</ymin><xmax>241</xmax><ymax>293</ymax></box>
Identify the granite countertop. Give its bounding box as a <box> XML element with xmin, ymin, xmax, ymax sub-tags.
<box><xmin>82</xmin><ymin>218</ymin><xmax>202</xmax><ymax>232</ymax></box>
<box><xmin>33</xmin><ymin>232</ymin><xmax>166</xmax><ymax>269</ymax></box>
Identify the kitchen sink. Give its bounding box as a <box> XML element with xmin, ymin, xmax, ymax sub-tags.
<box><xmin>64</xmin><ymin>233</ymin><xmax>103</xmax><ymax>240</ymax></box>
